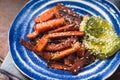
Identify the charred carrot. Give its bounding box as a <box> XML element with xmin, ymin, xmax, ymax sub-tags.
<box><xmin>27</xmin><ymin>30</ymin><xmax>39</xmax><ymax>39</ymax></box>
<box><xmin>64</xmin><ymin>54</ymin><xmax>77</xmax><ymax>66</ymax></box>
<box><xmin>34</xmin><ymin>6</ymin><xmax>60</xmax><ymax>23</ymax></box>
<box><xmin>49</xmin><ymin>24</ymin><xmax>77</xmax><ymax>33</ymax></box>
<box><xmin>69</xmin><ymin>59</ymin><xmax>86</xmax><ymax>74</ymax></box>
<box><xmin>47</xmin><ymin>61</ymin><xmax>70</xmax><ymax>71</ymax></box>
<box><xmin>20</xmin><ymin>39</ymin><xmax>51</xmax><ymax>60</ymax></box>
<box><xmin>39</xmin><ymin>51</ymin><xmax>51</xmax><ymax>60</ymax></box>
<box><xmin>44</xmin><ymin>39</ymin><xmax>72</xmax><ymax>51</ymax></box>
<box><xmin>27</xmin><ymin>17</ymin><xmax>65</xmax><ymax>39</ymax></box>
<box><xmin>69</xmin><ymin>51</ymin><xmax>96</xmax><ymax>74</ymax></box>
<box><xmin>51</xmin><ymin>42</ymin><xmax>81</xmax><ymax>60</ymax></box>
<box><xmin>35</xmin><ymin>17</ymin><xmax>65</xmax><ymax>32</ymax></box>
<box><xmin>35</xmin><ymin>35</ymin><xmax>48</xmax><ymax>52</ymax></box>
<box><xmin>76</xmin><ymin>44</ymin><xmax>85</xmax><ymax>58</ymax></box>
<box><xmin>20</xmin><ymin>39</ymin><xmax>36</xmax><ymax>52</ymax></box>
<box><xmin>48</xmin><ymin>31</ymin><xmax>85</xmax><ymax>39</ymax></box>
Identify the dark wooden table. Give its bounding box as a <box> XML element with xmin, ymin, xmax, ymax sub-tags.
<box><xmin>0</xmin><ymin>0</ymin><xmax>120</xmax><ymax>80</ymax></box>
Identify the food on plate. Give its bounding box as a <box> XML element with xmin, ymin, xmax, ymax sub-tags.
<box><xmin>44</xmin><ymin>38</ymin><xmax>74</xmax><ymax>51</ymax></box>
<box><xmin>49</xmin><ymin>24</ymin><xmax>78</xmax><ymax>33</ymax></box>
<box><xmin>27</xmin><ymin>17</ymin><xmax>65</xmax><ymax>39</ymax></box>
<box><xmin>34</xmin><ymin>6</ymin><xmax>60</xmax><ymax>23</ymax></box>
<box><xmin>80</xmin><ymin>15</ymin><xmax>120</xmax><ymax>59</ymax></box>
<box><xmin>20</xmin><ymin>3</ymin><xmax>120</xmax><ymax>74</ymax></box>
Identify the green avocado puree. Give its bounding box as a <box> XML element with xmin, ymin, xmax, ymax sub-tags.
<box><xmin>80</xmin><ymin>15</ymin><xmax>120</xmax><ymax>59</ymax></box>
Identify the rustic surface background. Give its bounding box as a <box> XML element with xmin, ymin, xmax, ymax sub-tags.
<box><xmin>0</xmin><ymin>0</ymin><xmax>28</xmax><ymax>61</ymax></box>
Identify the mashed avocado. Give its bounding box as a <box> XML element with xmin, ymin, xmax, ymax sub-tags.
<box><xmin>80</xmin><ymin>15</ymin><xmax>120</xmax><ymax>59</ymax></box>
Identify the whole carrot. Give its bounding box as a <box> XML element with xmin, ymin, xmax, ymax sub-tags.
<box><xmin>48</xmin><ymin>31</ymin><xmax>85</xmax><ymax>39</ymax></box>
<box><xmin>34</xmin><ymin>6</ymin><xmax>60</xmax><ymax>23</ymax></box>
<box><xmin>27</xmin><ymin>17</ymin><xmax>65</xmax><ymax>39</ymax></box>
<box><xmin>35</xmin><ymin>35</ymin><xmax>48</xmax><ymax>52</ymax></box>
<box><xmin>51</xmin><ymin>42</ymin><xmax>81</xmax><ymax>60</ymax></box>
<box><xmin>35</xmin><ymin>17</ymin><xmax>65</xmax><ymax>32</ymax></box>
<box><xmin>27</xmin><ymin>30</ymin><xmax>39</xmax><ymax>39</ymax></box>
<box><xmin>49</xmin><ymin>24</ymin><xmax>77</xmax><ymax>33</ymax></box>
<box><xmin>44</xmin><ymin>39</ymin><xmax>72</xmax><ymax>51</ymax></box>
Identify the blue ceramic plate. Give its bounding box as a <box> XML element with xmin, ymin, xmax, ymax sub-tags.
<box><xmin>9</xmin><ymin>0</ymin><xmax>120</xmax><ymax>80</ymax></box>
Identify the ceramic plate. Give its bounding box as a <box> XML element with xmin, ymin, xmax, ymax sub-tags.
<box><xmin>9</xmin><ymin>0</ymin><xmax>120</xmax><ymax>80</ymax></box>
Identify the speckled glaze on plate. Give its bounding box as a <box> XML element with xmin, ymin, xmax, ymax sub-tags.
<box><xmin>9</xmin><ymin>0</ymin><xmax>120</xmax><ymax>80</ymax></box>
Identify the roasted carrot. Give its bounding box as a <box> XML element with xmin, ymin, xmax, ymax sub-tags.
<box><xmin>69</xmin><ymin>58</ymin><xmax>86</xmax><ymax>74</ymax></box>
<box><xmin>64</xmin><ymin>54</ymin><xmax>77</xmax><ymax>66</ymax></box>
<box><xmin>44</xmin><ymin>39</ymin><xmax>72</xmax><ymax>51</ymax></box>
<box><xmin>27</xmin><ymin>17</ymin><xmax>65</xmax><ymax>39</ymax></box>
<box><xmin>39</xmin><ymin>51</ymin><xmax>51</xmax><ymax>60</ymax></box>
<box><xmin>69</xmin><ymin>51</ymin><xmax>96</xmax><ymax>74</ymax></box>
<box><xmin>27</xmin><ymin>30</ymin><xmax>39</xmax><ymax>39</ymax></box>
<box><xmin>35</xmin><ymin>35</ymin><xmax>48</xmax><ymax>52</ymax></box>
<box><xmin>57</xmin><ymin>3</ymin><xmax>81</xmax><ymax>18</ymax></box>
<box><xmin>76</xmin><ymin>44</ymin><xmax>85</xmax><ymax>58</ymax></box>
<box><xmin>20</xmin><ymin>39</ymin><xmax>36</xmax><ymax>52</ymax></box>
<box><xmin>35</xmin><ymin>17</ymin><xmax>65</xmax><ymax>32</ymax></box>
<box><xmin>48</xmin><ymin>37</ymin><xmax>78</xmax><ymax>44</ymax></box>
<box><xmin>45</xmin><ymin>37</ymin><xmax>78</xmax><ymax>51</ymax></box>
<box><xmin>47</xmin><ymin>61</ymin><xmax>70</xmax><ymax>71</ymax></box>
<box><xmin>56</xmin><ymin>3</ymin><xmax>83</xmax><ymax>25</ymax></box>
<box><xmin>49</xmin><ymin>24</ymin><xmax>78</xmax><ymax>33</ymax></box>
<box><xmin>84</xmin><ymin>51</ymin><xmax>96</xmax><ymax>64</ymax></box>
<box><xmin>51</xmin><ymin>42</ymin><xmax>81</xmax><ymax>60</ymax></box>
<box><xmin>34</xmin><ymin>6</ymin><xmax>60</xmax><ymax>23</ymax></box>
<box><xmin>20</xmin><ymin>39</ymin><xmax>51</xmax><ymax>60</ymax></box>
<box><xmin>48</xmin><ymin>31</ymin><xmax>85</xmax><ymax>39</ymax></box>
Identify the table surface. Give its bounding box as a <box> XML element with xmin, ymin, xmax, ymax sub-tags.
<box><xmin>0</xmin><ymin>0</ymin><xmax>120</xmax><ymax>80</ymax></box>
<box><xmin>0</xmin><ymin>0</ymin><xmax>29</xmax><ymax>60</ymax></box>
